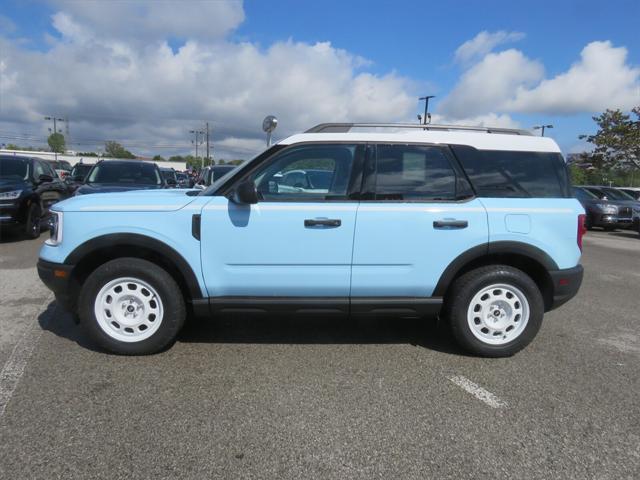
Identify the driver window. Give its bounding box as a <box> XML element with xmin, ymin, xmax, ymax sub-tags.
<box><xmin>251</xmin><ymin>144</ymin><xmax>360</xmax><ymax>201</ymax></box>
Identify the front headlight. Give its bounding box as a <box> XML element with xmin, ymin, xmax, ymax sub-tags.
<box><xmin>45</xmin><ymin>211</ymin><xmax>63</xmax><ymax>246</ymax></box>
<box><xmin>0</xmin><ymin>190</ymin><xmax>22</xmax><ymax>200</ymax></box>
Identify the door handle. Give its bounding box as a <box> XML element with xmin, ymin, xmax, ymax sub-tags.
<box><xmin>433</xmin><ymin>219</ymin><xmax>468</xmax><ymax>229</ymax></box>
<box><xmin>304</xmin><ymin>218</ymin><xmax>341</xmax><ymax>227</ymax></box>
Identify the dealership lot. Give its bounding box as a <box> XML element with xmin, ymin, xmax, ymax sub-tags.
<box><xmin>0</xmin><ymin>231</ymin><xmax>638</xmax><ymax>479</ymax></box>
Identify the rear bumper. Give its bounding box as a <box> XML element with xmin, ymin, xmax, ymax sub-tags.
<box><xmin>37</xmin><ymin>259</ymin><xmax>75</xmax><ymax>310</ymax></box>
<box><xmin>548</xmin><ymin>265</ymin><xmax>583</xmax><ymax>311</ymax></box>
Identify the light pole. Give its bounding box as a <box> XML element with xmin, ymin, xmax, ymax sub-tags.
<box><xmin>419</xmin><ymin>96</ymin><xmax>435</xmax><ymax>125</ymax></box>
<box><xmin>533</xmin><ymin>124</ymin><xmax>553</xmax><ymax>136</ymax></box>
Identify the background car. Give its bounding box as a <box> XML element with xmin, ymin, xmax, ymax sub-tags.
<box><xmin>175</xmin><ymin>171</ymin><xmax>193</xmax><ymax>188</ymax></box>
<box><xmin>74</xmin><ymin>160</ymin><xmax>168</xmax><ymax>195</ymax></box>
<box><xmin>194</xmin><ymin>164</ymin><xmax>237</xmax><ymax>189</ymax></box>
<box><xmin>573</xmin><ymin>186</ymin><xmax>619</xmax><ymax>230</ymax></box>
<box><xmin>45</xmin><ymin>159</ymin><xmax>73</xmax><ymax>180</ymax></box>
<box><xmin>0</xmin><ymin>155</ymin><xmax>70</xmax><ymax>238</ymax></box>
<box><xmin>578</xmin><ymin>185</ymin><xmax>636</xmax><ymax>230</ymax></box>
<box><xmin>159</xmin><ymin>167</ymin><xmax>179</xmax><ymax>188</ymax></box>
<box><xmin>616</xmin><ymin>187</ymin><xmax>640</xmax><ymax>201</ymax></box>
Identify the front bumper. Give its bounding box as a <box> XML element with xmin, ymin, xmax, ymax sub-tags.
<box><xmin>0</xmin><ymin>201</ymin><xmax>21</xmax><ymax>226</ymax></box>
<box><xmin>548</xmin><ymin>265</ymin><xmax>583</xmax><ymax>311</ymax></box>
<box><xmin>37</xmin><ymin>259</ymin><xmax>75</xmax><ymax>310</ymax></box>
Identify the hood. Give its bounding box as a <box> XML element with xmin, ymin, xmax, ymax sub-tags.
<box><xmin>54</xmin><ymin>188</ymin><xmax>200</xmax><ymax>213</ymax></box>
<box><xmin>75</xmin><ymin>183</ymin><xmax>164</xmax><ymax>195</ymax></box>
<box><xmin>0</xmin><ymin>178</ymin><xmax>31</xmax><ymax>193</ymax></box>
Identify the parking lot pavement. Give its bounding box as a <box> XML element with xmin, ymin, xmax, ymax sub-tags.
<box><xmin>0</xmin><ymin>230</ymin><xmax>638</xmax><ymax>479</ymax></box>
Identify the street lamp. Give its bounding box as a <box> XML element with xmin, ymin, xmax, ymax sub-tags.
<box><xmin>262</xmin><ymin>115</ymin><xmax>278</xmax><ymax>147</ymax></box>
<box><xmin>419</xmin><ymin>96</ymin><xmax>435</xmax><ymax>125</ymax></box>
<box><xmin>533</xmin><ymin>124</ymin><xmax>553</xmax><ymax>136</ymax></box>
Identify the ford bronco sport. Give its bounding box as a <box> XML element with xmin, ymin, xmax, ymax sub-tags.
<box><xmin>38</xmin><ymin>123</ymin><xmax>585</xmax><ymax>356</ymax></box>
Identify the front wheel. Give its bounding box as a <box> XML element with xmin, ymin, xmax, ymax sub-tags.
<box><xmin>444</xmin><ymin>265</ymin><xmax>544</xmax><ymax>357</ymax></box>
<box><xmin>24</xmin><ymin>203</ymin><xmax>41</xmax><ymax>239</ymax></box>
<box><xmin>78</xmin><ymin>258</ymin><xmax>186</xmax><ymax>355</ymax></box>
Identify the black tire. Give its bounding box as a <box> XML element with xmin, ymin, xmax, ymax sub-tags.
<box><xmin>24</xmin><ymin>203</ymin><xmax>41</xmax><ymax>239</ymax></box>
<box><xmin>444</xmin><ymin>265</ymin><xmax>544</xmax><ymax>357</ymax></box>
<box><xmin>78</xmin><ymin>258</ymin><xmax>186</xmax><ymax>355</ymax></box>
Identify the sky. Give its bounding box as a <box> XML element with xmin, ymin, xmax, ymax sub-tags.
<box><xmin>0</xmin><ymin>0</ymin><xmax>638</xmax><ymax>160</ymax></box>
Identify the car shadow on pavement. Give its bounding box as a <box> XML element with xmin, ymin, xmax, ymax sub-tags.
<box><xmin>39</xmin><ymin>301</ymin><xmax>468</xmax><ymax>356</ymax></box>
<box><xmin>38</xmin><ymin>301</ymin><xmax>104</xmax><ymax>353</ymax></box>
<box><xmin>608</xmin><ymin>231</ymin><xmax>639</xmax><ymax>240</ymax></box>
<box><xmin>178</xmin><ymin>314</ymin><xmax>468</xmax><ymax>356</ymax></box>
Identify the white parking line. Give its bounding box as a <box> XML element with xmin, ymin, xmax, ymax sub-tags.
<box><xmin>449</xmin><ymin>375</ymin><xmax>507</xmax><ymax>409</ymax></box>
<box><xmin>0</xmin><ymin>294</ymin><xmax>52</xmax><ymax>419</ymax></box>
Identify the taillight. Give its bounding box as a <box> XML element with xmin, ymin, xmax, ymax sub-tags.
<box><xmin>577</xmin><ymin>214</ymin><xmax>587</xmax><ymax>252</ymax></box>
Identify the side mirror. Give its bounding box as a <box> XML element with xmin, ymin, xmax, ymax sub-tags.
<box><xmin>73</xmin><ymin>175</ymin><xmax>85</xmax><ymax>182</ymax></box>
<box><xmin>166</xmin><ymin>178</ymin><xmax>177</xmax><ymax>186</ymax></box>
<box><xmin>232</xmin><ymin>179</ymin><xmax>259</xmax><ymax>204</ymax></box>
<box><xmin>38</xmin><ymin>174</ymin><xmax>54</xmax><ymax>184</ymax></box>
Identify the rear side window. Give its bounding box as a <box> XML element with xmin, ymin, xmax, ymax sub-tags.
<box><xmin>451</xmin><ymin>146</ymin><xmax>571</xmax><ymax>198</ymax></box>
<box><xmin>373</xmin><ymin>144</ymin><xmax>470</xmax><ymax>201</ymax></box>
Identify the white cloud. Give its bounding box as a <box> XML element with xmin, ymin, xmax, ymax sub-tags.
<box><xmin>506</xmin><ymin>41</ymin><xmax>640</xmax><ymax>114</ymax></box>
<box><xmin>48</xmin><ymin>0</ymin><xmax>245</xmax><ymax>43</ymax></box>
<box><xmin>442</xmin><ymin>37</ymin><xmax>640</xmax><ymax>121</ymax></box>
<box><xmin>454</xmin><ymin>30</ymin><xmax>525</xmax><ymax>64</ymax></box>
<box><xmin>440</xmin><ymin>49</ymin><xmax>544</xmax><ymax>118</ymax></box>
<box><xmin>0</xmin><ymin>3</ymin><xmax>414</xmax><ymax>159</ymax></box>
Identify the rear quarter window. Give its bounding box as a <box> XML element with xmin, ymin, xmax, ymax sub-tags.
<box><xmin>450</xmin><ymin>145</ymin><xmax>571</xmax><ymax>198</ymax></box>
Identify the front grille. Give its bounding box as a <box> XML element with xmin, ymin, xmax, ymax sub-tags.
<box><xmin>619</xmin><ymin>207</ymin><xmax>632</xmax><ymax>219</ymax></box>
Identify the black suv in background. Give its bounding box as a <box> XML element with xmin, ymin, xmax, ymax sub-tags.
<box><xmin>0</xmin><ymin>155</ymin><xmax>70</xmax><ymax>238</ymax></box>
<box><xmin>74</xmin><ymin>160</ymin><xmax>169</xmax><ymax>195</ymax></box>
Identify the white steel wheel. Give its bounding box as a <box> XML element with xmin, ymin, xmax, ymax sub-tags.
<box><xmin>466</xmin><ymin>283</ymin><xmax>530</xmax><ymax>346</ymax></box>
<box><xmin>94</xmin><ymin>277</ymin><xmax>164</xmax><ymax>343</ymax></box>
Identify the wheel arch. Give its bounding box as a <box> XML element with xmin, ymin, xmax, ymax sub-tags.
<box><xmin>434</xmin><ymin>241</ymin><xmax>557</xmax><ymax>311</ymax></box>
<box><xmin>66</xmin><ymin>233</ymin><xmax>204</xmax><ymax>306</ymax></box>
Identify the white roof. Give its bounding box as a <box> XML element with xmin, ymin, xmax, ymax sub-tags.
<box><xmin>279</xmin><ymin>131</ymin><xmax>561</xmax><ymax>153</ymax></box>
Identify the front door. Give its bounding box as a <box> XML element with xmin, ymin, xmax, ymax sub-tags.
<box><xmin>200</xmin><ymin>143</ymin><xmax>365</xmax><ymax>305</ymax></box>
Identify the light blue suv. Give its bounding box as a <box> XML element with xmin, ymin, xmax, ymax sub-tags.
<box><xmin>38</xmin><ymin>123</ymin><xmax>585</xmax><ymax>356</ymax></box>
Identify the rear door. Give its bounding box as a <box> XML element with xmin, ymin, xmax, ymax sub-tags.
<box><xmin>351</xmin><ymin>143</ymin><xmax>489</xmax><ymax>299</ymax></box>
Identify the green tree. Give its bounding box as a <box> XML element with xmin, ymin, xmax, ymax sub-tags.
<box><xmin>152</xmin><ymin>155</ymin><xmax>165</xmax><ymax>161</ymax></box>
<box><xmin>105</xmin><ymin>141</ymin><xmax>136</xmax><ymax>159</ymax></box>
<box><xmin>48</xmin><ymin>132</ymin><xmax>66</xmax><ymax>153</ymax></box>
<box><xmin>185</xmin><ymin>155</ymin><xmax>212</xmax><ymax>169</ymax></box>
<box><xmin>579</xmin><ymin>107</ymin><xmax>640</xmax><ymax>171</ymax></box>
<box><xmin>168</xmin><ymin>155</ymin><xmax>185</xmax><ymax>162</ymax></box>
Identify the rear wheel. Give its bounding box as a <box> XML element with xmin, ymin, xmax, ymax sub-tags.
<box><xmin>444</xmin><ymin>265</ymin><xmax>544</xmax><ymax>357</ymax></box>
<box><xmin>24</xmin><ymin>203</ymin><xmax>41</xmax><ymax>239</ymax></box>
<box><xmin>78</xmin><ymin>258</ymin><xmax>186</xmax><ymax>355</ymax></box>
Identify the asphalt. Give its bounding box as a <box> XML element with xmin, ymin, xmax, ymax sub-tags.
<box><xmin>0</xmin><ymin>229</ymin><xmax>638</xmax><ymax>479</ymax></box>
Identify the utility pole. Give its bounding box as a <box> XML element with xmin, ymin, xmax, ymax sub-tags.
<box><xmin>205</xmin><ymin>122</ymin><xmax>210</xmax><ymax>165</ymax></box>
<box><xmin>190</xmin><ymin>129</ymin><xmax>205</xmax><ymax>169</ymax></box>
<box><xmin>419</xmin><ymin>96</ymin><xmax>435</xmax><ymax>125</ymax></box>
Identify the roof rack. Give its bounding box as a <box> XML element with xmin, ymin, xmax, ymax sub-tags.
<box><xmin>305</xmin><ymin>123</ymin><xmax>532</xmax><ymax>136</ymax></box>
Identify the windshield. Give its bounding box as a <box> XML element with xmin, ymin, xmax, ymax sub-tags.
<box><xmin>71</xmin><ymin>163</ymin><xmax>92</xmax><ymax>179</ymax></box>
<box><xmin>0</xmin><ymin>157</ymin><xmax>30</xmax><ymax>181</ymax></box>
<box><xmin>161</xmin><ymin>169</ymin><xmax>177</xmax><ymax>181</ymax></box>
<box><xmin>602</xmin><ymin>187</ymin><xmax>635</xmax><ymax>201</ymax></box>
<box><xmin>86</xmin><ymin>162</ymin><xmax>162</xmax><ymax>185</ymax></box>
<box><xmin>573</xmin><ymin>187</ymin><xmax>598</xmax><ymax>200</ymax></box>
